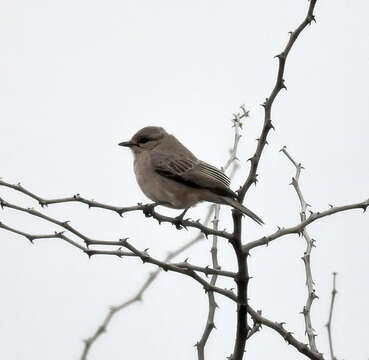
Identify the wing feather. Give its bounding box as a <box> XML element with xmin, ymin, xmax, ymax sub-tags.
<box><xmin>152</xmin><ymin>151</ymin><xmax>235</xmax><ymax>197</ymax></box>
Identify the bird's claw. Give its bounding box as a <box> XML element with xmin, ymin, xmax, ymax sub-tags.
<box><xmin>142</xmin><ymin>203</ymin><xmax>157</xmax><ymax>217</ymax></box>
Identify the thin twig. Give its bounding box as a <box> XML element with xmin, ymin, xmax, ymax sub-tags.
<box><xmin>243</xmin><ymin>199</ymin><xmax>369</xmax><ymax>252</ymax></box>
<box><xmin>247</xmin><ymin>306</ymin><xmax>324</xmax><ymax>360</ymax></box>
<box><xmin>196</xmin><ymin>107</ymin><xmax>245</xmax><ymax>360</ymax></box>
<box><xmin>196</xmin><ymin>205</ymin><xmax>220</xmax><ymax>360</ymax></box>
<box><xmin>238</xmin><ymin>0</ymin><xmax>318</xmax><ymax>203</ymax></box>
<box><xmin>326</xmin><ymin>272</ymin><xmax>338</xmax><ymax>360</ymax></box>
<box><xmin>281</xmin><ymin>146</ymin><xmax>319</xmax><ymax>352</ymax></box>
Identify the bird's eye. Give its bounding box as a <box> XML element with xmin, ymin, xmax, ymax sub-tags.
<box><xmin>139</xmin><ymin>137</ymin><xmax>150</xmax><ymax>144</ymax></box>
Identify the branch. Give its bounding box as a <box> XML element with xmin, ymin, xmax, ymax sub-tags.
<box><xmin>238</xmin><ymin>0</ymin><xmax>318</xmax><ymax>203</ymax></box>
<box><xmin>326</xmin><ymin>272</ymin><xmax>338</xmax><ymax>360</ymax></box>
<box><xmin>232</xmin><ymin>2</ymin><xmax>317</xmax><ymax>358</ymax></box>
<box><xmin>0</xmin><ymin>217</ymin><xmax>237</xmax><ymax>302</ymax></box>
<box><xmin>0</xmin><ymin>222</ymin><xmax>134</xmax><ymax>257</ymax></box>
<box><xmin>196</xmin><ymin>205</ymin><xmax>221</xmax><ymax>360</ymax></box>
<box><xmin>229</xmin><ymin>208</ymin><xmax>249</xmax><ymax>360</ymax></box>
<box><xmin>281</xmin><ymin>146</ymin><xmax>319</xmax><ymax>352</ymax></box>
<box><xmin>121</xmin><ymin>239</ymin><xmax>236</xmax><ymax>282</ymax></box>
<box><xmin>0</xmin><ymin>181</ymin><xmax>234</xmax><ymax>241</ymax></box>
<box><xmin>0</xmin><ymin>197</ymin><xmax>124</xmax><ymax>247</ymax></box>
<box><xmin>243</xmin><ymin>199</ymin><xmax>369</xmax><ymax>252</ymax></box>
<box><xmin>248</xmin><ymin>306</ymin><xmax>324</xmax><ymax>360</ymax></box>
<box><xmin>196</xmin><ymin>107</ymin><xmax>245</xmax><ymax>359</ymax></box>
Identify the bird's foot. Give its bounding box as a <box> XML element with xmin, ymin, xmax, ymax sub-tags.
<box><xmin>172</xmin><ymin>208</ymin><xmax>189</xmax><ymax>230</ymax></box>
<box><xmin>142</xmin><ymin>201</ymin><xmax>171</xmax><ymax>217</ymax></box>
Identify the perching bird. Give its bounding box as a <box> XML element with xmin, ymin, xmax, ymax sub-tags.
<box><xmin>119</xmin><ymin>126</ymin><xmax>263</xmax><ymax>225</ymax></box>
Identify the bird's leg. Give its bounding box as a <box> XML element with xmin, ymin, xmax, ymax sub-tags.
<box><xmin>142</xmin><ymin>201</ymin><xmax>169</xmax><ymax>217</ymax></box>
<box><xmin>173</xmin><ymin>207</ymin><xmax>190</xmax><ymax>230</ymax></box>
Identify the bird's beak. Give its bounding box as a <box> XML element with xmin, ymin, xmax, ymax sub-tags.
<box><xmin>118</xmin><ymin>141</ymin><xmax>136</xmax><ymax>148</ymax></box>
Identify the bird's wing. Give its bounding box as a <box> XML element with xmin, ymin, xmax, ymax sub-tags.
<box><xmin>151</xmin><ymin>151</ymin><xmax>236</xmax><ymax>198</ymax></box>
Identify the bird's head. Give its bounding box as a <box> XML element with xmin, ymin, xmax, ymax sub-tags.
<box><xmin>119</xmin><ymin>126</ymin><xmax>166</xmax><ymax>154</ymax></box>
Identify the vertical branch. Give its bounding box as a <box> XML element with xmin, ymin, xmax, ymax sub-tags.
<box><xmin>196</xmin><ymin>205</ymin><xmax>221</xmax><ymax>360</ymax></box>
<box><xmin>230</xmin><ymin>209</ymin><xmax>249</xmax><ymax>360</ymax></box>
<box><xmin>281</xmin><ymin>146</ymin><xmax>319</xmax><ymax>352</ymax></box>
<box><xmin>326</xmin><ymin>272</ymin><xmax>338</xmax><ymax>360</ymax></box>
<box><xmin>196</xmin><ymin>107</ymin><xmax>246</xmax><ymax>359</ymax></box>
<box><xmin>238</xmin><ymin>0</ymin><xmax>318</xmax><ymax>202</ymax></box>
<box><xmin>232</xmin><ymin>3</ymin><xmax>319</xmax><ymax>353</ymax></box>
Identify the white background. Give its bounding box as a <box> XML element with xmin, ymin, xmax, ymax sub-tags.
<box><xmin>1</xmin><ymin>1</ymin><xmax>368</xmax><ymax>359</ymax></box>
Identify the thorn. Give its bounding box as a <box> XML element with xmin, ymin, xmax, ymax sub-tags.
<box><xmin>27</xmin><ymin>237</ymin><xmax>34</xmax><ymax>244</ymax></box>
<box><xmin>281</xmin><ymin>79</ymin><xmax>287</xmax><ymax>90</ymax></box>
<box><xmin>119</xmin><ymin>237</ymin><xmax>129</xmax><ymax>245</ymax></box>
<box><xmin>38</xmin><ymin>200</ymin><xmax>47</xmax><ymax>208</ymax></box>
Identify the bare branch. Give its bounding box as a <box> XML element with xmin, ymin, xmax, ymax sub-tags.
<box><xmin>0</xmin><ymin>183</ymin><xmax>234</xmax><ymax>241</ymax></box>
<box><xmin>248</xmin><ymin>306</ymin><xmax>324</xmax><ymax>360</ymax></box>
<box><xmin>0</xmin><ymin>217</ymin><xmax>236</xmax><ymax>302</ymax></box>
<box><xmin>120</xmin><ymin>237</ymin><xmax>236</xmax><ymax>303</ymax></box>
<box><xmin>0</xmin><ymin>221</ymin><xmax>134</xmax><ymax>257</ymax></box>
<box><xmin>326</xmin><ymin>272</ymin><xmax>338</xmax><ymax>360</ymax></box>
<box><xmin>238</xmin><ymin>0</ymin><xmax>318</xmax><ymax>203</ymax></box>
<box><xmin>243</xmin><ymin>199</ymin><xmax>369</xmax><ymax>252</ymax></box>
<box><xmin>196</xmin><ymin>107</ymin><xmax>245</xmax><ymax>359</ymax></box>
<box><xmin>0</xmin><ymin>197</ymin><xmax>123</xmax><ymax>246</ymax></box>
<box><xmin>196</xmin><ymin>205</ymin><xmax>221</xmax><ymax>359</ymax></box>
<box><xmin>281</xmin><ymin>146</ymin><xmax>319</xmax><ymax>352</ymax></box>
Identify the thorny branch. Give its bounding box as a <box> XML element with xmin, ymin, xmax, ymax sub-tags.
<box><xmin>243</xmin><ymin>199</ymin><xmax>369</xmax><ymax>253</ymax></box>
<box><xmin>231</xmin><ymin>1</ymin><xmax>318</xmax><ymax>359</ymax></box>
<box><xmin>281</xmin><ymin>146</ymin><xmax>319</xmax><ymax>352</ymax></box>
<box><xmin>196</xmin><ymin>205</ymin><xmax>221</xmax><ymax>360</ymax></box>
<box><xmin>196</xmin><ymin>111</ymin><xmax>244</xmax><ymax>359</ymax></box>
<box><xmin>238</xmin><ymin>0</ymin><xmax>318</xmax><ymax>203</ymax></box>
<box><xmin>0</xmin><ymin>179</ymin><xmax>234</xmax><ymax>241</ymax></box>
<box><xmin>0</xmin><ymin>210</ymin><xmax>237</xmax><ymax>302</ymax></box>
<box><xmin>248</xmin><ymin>307</ymin><xmax>324</xmax><ymax>360</ymax></box>
<box><xmin>326</xmin><ymin>272</ymin><xmax>338</xmax><ymax>360</ymax></box>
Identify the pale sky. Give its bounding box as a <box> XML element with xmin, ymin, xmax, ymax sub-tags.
<box><xmin>1</xmin><ymin>1</ymin><xmax>368</xmax><ymax>359</ymax></box>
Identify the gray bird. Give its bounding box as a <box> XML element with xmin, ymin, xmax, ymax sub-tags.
<box><xmin>119</xmin><ymin>126</ymin><xmax>263</xmax><ymax>225</ymax></box>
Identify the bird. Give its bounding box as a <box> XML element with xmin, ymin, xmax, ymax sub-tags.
<box><xmin>118</xmin><ymin>126</ymin><xmax>263</xmax><ymax>225</ymax></box>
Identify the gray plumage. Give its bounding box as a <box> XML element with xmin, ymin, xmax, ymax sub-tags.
<box><xmin>119</xmin><ymin>126</ymin><xmax>263</xmax><ymax>225</ymax></box>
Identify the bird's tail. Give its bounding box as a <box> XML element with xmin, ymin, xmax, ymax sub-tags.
<box><xmin>221</xmin><ymin>197</ymin><xmax>264</xmax><ymax>225</ymax></box>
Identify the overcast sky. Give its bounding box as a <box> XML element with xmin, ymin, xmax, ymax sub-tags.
<box><xmin>1</xmin><ymin>1</ymin><xmax>368</xmax><ymax>359</ymax></box>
